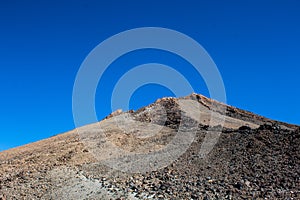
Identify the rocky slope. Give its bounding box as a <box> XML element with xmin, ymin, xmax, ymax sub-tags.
<box><xmin>0</xmin><ymin>93</ymin><xmax>299</xmax><ymax>199</ymax></box>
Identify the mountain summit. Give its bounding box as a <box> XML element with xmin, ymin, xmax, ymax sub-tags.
<box><xmin>0</xmin><ymin>93</ymin><xmax>299</xmax><ymax>199</ymax></box>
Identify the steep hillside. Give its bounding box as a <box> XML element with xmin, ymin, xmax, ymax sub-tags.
<box><xmin>0</xmin><ymin>94</ymin><xmax>299</xmax><ymax>199</ymax></box>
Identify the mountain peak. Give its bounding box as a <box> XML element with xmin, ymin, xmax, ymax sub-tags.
<box><xmin>0</xmin><ymin>93</ymin><xmax>299</xmax><ymax>199</ymax></box>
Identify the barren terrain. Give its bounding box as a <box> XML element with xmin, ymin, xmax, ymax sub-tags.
<box><xmin>0</xmin><ymin>94</ymin><xmax>299</xmax><ymax>199</ymax></box>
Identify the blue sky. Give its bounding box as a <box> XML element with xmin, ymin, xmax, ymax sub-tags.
<box><xmin>0</xmin><ymin>0</ymin><xmax>299</xmax><ymax>151</ymax></box>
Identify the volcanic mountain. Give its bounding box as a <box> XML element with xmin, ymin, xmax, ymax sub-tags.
<box><xmin>0</xmin><ymin>93</ymin><xmax>299</xmax><ymax>199</ymax></box>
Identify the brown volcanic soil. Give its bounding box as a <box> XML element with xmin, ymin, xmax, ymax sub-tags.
<box><xmin>0</xmin><ymin>94</ymin><xmax>299</xmax><ymax>199</ymax></box>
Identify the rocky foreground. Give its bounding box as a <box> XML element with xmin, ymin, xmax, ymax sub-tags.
<box><xmin>0</xmin><ymin>94</ymin><xmax>299</xmax><ymax>199</ymax></box>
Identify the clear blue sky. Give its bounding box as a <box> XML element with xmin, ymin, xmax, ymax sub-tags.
<box><xmin>0</xmin><ymin>0</ymin><xmax>299</xmax><ymax>151</ymax></box>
